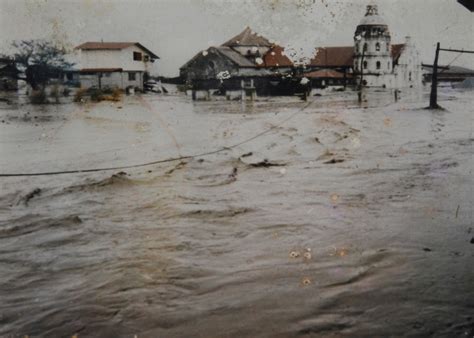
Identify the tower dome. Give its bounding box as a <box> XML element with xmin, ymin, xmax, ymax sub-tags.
<box><xmin>355</xmin><ymin>4</ymin><xmax>390</xmax><ymax>38</ymax></box>
<box><xmin>358</xmin><ymin>4</ymin><xmax>387</xmax><ymax>26</ymax></box>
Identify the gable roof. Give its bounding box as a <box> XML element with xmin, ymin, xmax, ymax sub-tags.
<box><xmin>75</xmin><ymin>42</ymin><xmax>159</xmax><ymax>59</ymax></box>
<box><xmin>259</xmin><ymin>45</ymin><xmax>293</xmax><ymax>68</ymax></box>
<box><xmin>222</xmin><ymin>27</ymin><xmax>273</xmax><ymax>47</ymax></box>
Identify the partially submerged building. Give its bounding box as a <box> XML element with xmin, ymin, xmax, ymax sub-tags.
<box><xmin>0</xmin><ymin>58</ymin><xmax>19</xmax><ymax>91</ymax></box>
<box><xmin>180</xmin><ymin>27</ymin><xmax>295</xmax><ymax>98</ymax></box>
<box><xmin>305</xmin><ymin>4</ymin><xmax>422</xmax><ymax>89</ymax></box>
<box><xmin>423</xmin><ymin>65</ymin><xmax>474</xmax><ymax>83</ymax></box>
<box><xmin>74</xmin><ymin>42</ymin><xmax>159</xmax><ymax>90</ymax></box>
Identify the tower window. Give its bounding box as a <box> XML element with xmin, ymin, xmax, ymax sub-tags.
<box><xmin>376</xmin><ymin>61</ymin><xmax>381</xmax><ymax>69</ymax></box>
<box><xmin>363</xmin><ymin>43</ymin><xmax>368</xmax><ymax>53</ymax></box>
<box><xmin>376</xmin><ymin>43</ymin><xmax>381</xmax><ymax>51</ymax></box>
<box><xmin>363</xmin><ymin>61</ymin><xmax>368</xmax><ymax>69</ymax></box>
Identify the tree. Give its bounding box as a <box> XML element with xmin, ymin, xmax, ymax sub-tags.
<box><xmin>7</xmin><ymin>40</ymin><xmax>73</xmax><ymax>90</ymax></box>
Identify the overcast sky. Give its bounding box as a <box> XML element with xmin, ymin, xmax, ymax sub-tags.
<box><xmin>0</xmin><ymin>0</ymin><xmax>473</xmax><ymax>76</ymax></box>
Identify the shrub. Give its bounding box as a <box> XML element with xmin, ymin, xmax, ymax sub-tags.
<box><xmin>63</xmin><ymin>87</ymin><xmax>71</xmax><ymax>97</ymax></box>
<box><xmin>111</xmin><ymin>88</ymin><xmax>122</xmax><ymax>101</ymax></box>
<box><xmin>50</xmin><ymin>85</ymin><xmax>60</xmax><ymax>103</ymax></box>
<box><xmin>89</xmin><ymin>88</ymin><xmax>103</xmax><ymax>102</ymax></box>
<box><xmin>30</xmin><ymin>90</ymin><xmax>47</xmax><ymax>104</ymax></box>
<box><xmin>74</xmin><ymin>88</ymin><xmax>87</xmax><ymax>102</ymax></box>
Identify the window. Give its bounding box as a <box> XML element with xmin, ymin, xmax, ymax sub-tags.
<box><xmin>133</xmin><ymin>52</ymin><xmax>142</xmax><ymax>61</ymax></box>
<box><xmin>409</xmin><ymin>72</ymin><xmax>412</xmax><ymax>81</ymax></box>
<box><xmin>386</xmin><ymin>44</ymin><xmax>389</xmax><ymax>52</ymax></box>
<box><xmin>104</xmin><ymin>73</ymin><xmax>112</xmax><ymax>77</ymax></box>
<box><xmin>208</xmin><ymin>61</ymin><xmax>215</xmax><ymax>69</ymax></box>
<box><xmin>144</xmin><ymin>55</ymin><xmax>150</xmax><ymax>62</ymax></box>
<box><xmin>376</xmin><ymin>43</ymin><xmax>381</xmax><ymax>51</ymax></box>
<box><xmin>388</xmin><ymin>62</ymin><xmax>390</xmax><ymax>69</ymax></box>
<box><xmin>376</xmin><ymin>61</ymin><xmax>381</xmax><ymax>70</ymax></box>
<box><xmin>128</xmin><ymin>72</ymin><xmax>136</xmax><ymax>81</ymax></box>
<box><xmin>363</xmin><ymin>43</ymin><xmax>368</xmax><ymax>52</ymax></box>
<box><xmin>363</xmin><ymin>61</ymin><xmax>368</xmax><ymax>69</ymax></box>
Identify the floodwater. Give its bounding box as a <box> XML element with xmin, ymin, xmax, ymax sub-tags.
<box><xmin>0</xmin><ymin>87</ymin><xmax>473</xmax><ymax>337</ymax></box>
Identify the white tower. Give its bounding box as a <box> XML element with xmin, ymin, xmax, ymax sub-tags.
<box><xmin>354</xmin><ymin>4</ymin><xmax>394</xmax><ymax>87</ymax></box>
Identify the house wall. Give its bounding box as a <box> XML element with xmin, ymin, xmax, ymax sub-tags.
<box><xmin>79</xmin><ymin>45</ymin><xmax>154</xmax><ymax>72</ymax></box>
<box><xmin>79</xmin><ymin>71</ymin><xmax>144</xmax><ymax>90</ymax></box>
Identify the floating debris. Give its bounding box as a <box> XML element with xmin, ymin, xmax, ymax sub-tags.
<box><xmin>248</xmin><ymin>159</ymin><xmax>286</xmax><ymax>168</ymax></box>
<box><xmin>330</xmin><ymin>193</ymin><xmax>339</xmax><ymax>203</ymax></box>
<box><xmin>289</xmin><ymin>251</ymin><xmax>300</xmax><ymax>258</ymax></box>
<box><xmin>324</xmin><ymin>158</ymin><xmax>345</xmax><ymax>164</ymax></box>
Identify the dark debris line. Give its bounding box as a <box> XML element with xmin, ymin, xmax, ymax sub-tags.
<box><xmin>0</xmin><ymin>101</ymin><xmax>313</xmax><ymax>178</ymax></box>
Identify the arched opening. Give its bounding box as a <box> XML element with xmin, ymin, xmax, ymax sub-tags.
<box><xmin>376</xmin><ymin>61</ymin><xmax>381</xmax><ymax>70</ymax></box>
<box><xmin>376</xmin><ymin>43</ymin><xmax>381</xmax><ymax>52</ymax></box>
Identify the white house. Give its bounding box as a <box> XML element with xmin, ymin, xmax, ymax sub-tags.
<box><xmin>74</xmin><ymin>42</ymin><xmax>159</xmax><ymax>90</ymax></box>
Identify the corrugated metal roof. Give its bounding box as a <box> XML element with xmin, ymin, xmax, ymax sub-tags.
<box><xmin>222</xmin><ymin>27</ymin><xmax>273</xmax><ymax>47</ymax></box>
<box><xmin>75</xmin><ymin>42</ymin><xmax>159</xmax><ymax>59</ymax></box>
<box><xmin>259</xmin><ymin>45</ymin><xmax>294</xmax><ymax>68</ymax></box>
<box><xmin>215</xmin><ymin>47</ymin><xmax>257</xmax><ymax>67</ymax></box>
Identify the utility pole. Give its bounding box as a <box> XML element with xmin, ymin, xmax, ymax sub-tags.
<box><xmin>358</xmin><ymin>49</ymin><xmax>366</xmax><ymax>103</ymax></box>
<box><xmin>429</xmin><ymin>42</ymin><xmax>440</xmax><ymax>109</ymax></box>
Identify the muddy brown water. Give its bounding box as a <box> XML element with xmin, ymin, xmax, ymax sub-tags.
<box><xmin>0</xmin><ymin>88</ymin><xmax>473</xmax><ymax>337</ymax></box>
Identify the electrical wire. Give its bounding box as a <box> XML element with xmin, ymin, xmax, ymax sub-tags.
<box><xmin>0</xmin><ymin>100</ymin><xmax>313</xmax><ymax>177</ymax></box>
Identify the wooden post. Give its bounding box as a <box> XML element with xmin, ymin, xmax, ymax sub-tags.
<box><xmin>429</xmin><ymin>42</ymin><xmax>440</xmax><ymax>109</ymax></box>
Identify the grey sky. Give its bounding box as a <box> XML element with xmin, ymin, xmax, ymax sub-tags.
<box><xmin>1</xmin><ymin>0</ymin><xmax>473</xmax><ymax>76</ymax></box>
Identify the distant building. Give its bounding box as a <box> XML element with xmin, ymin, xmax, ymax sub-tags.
<box><xmin>74</xmin><ymin>42</ymin><xmax>159</xmax><ymax>90</ymax></box>
<box><xmin>0</xmin><ymin>58</ymin><xmax>19</xmax><ymax>91</ymax></box>
<box><xmin>307</xmin><ymin>4</ymin><xmax>422</xmax><ymax>89</ymax></box>
<box><xmin>423</xmin><ymin>65</ymin><xmax>474</xmax><ymax>83</ymax></box>
<box><xmin>179</xmin><ymin>27</ymin><xmax>295</xmax><ymax>96</ymax></box>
